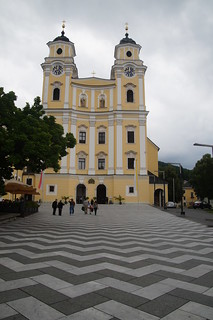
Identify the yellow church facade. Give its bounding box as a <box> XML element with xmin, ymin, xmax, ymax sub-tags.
<box><xmin>32</xmin><ymin>25</ymin><xmax>167</xmax><ymax>205</ymax></box>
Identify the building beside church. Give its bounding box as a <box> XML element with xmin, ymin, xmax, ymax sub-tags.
<box><xmin>30</xmin><ymin>24</ymin><xmax>167</xmax><ymax>205</ymax></box>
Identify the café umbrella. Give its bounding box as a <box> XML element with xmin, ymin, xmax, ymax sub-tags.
<box><xmin>4</xmin><ymin>180</ymin><xmax>40</xmax><ymax>195</ymax></box>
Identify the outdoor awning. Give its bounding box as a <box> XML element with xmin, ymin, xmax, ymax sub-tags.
<box><xmin>4</xmin><ymin>179</ymin><xmax>40</xmax><ymax>195</ymax></box>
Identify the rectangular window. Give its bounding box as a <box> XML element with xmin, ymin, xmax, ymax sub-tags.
<box><xmin>26</xmin><ymin>178</ymin><xmax>32</xmax><ymax>185</ymax></box>
<box><xmin>127</xmin><ymin>131</ymin><xmax>134</xmax><ymax>143</ymax></box>
<box><xmin>128</xmin><ymin>158</ymin><xmax>135</xmax><ymax>169</ymax></box>
<box><xmin>98</xmin><ymin>132</ymin><xmax>105</xmax><ymax>144</ymax></box>
<box><xmin>98</xmin><ymin>159</ymin><xmax>105</xmax><ymax>170</ymax></box>
<box><xmin>78</xmin><ymin>158</ymin><xmax>86</xmax><ymax>170</ymax></box>
<box><xmin>191</xmin><ymin>192</ymin><xmax>194</xmax><ymax>198</ymax></box>
<box><xmin>129</xmin><ymin>186</ymin><xmax>134</xmax><ymax>193</ymax></box>
<box><xmin>79</xmin><ymin>131</ymin><xmax>86</xmax><ymax>144</ymax></box>
<box><xmin>49</xmin><ymin>185</ymin><xmax>55</xmax><ymax>193</ymax></box>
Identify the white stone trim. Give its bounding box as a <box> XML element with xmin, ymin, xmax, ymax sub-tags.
<box><xmin>46</xmin><ymin>184</ymin><xmax>57</xmax><ymax>196</ymax></box>
<box><xmin>64</xmin><ymin>71</ymin><xmax>70</xmax><ymax>109</ymax></box>
<box><xmin>139</xmin><ymin>118</ymin><xmax>147</xmax><ymax>175</ymax></box>
<box><xmin>69</xmin><ymin>115</ymin><xmax>77</xmax><ymax>174</ymax></box>
<box><xmin>117</xmin><ymin>76</ymin><xmax>121</xmax><ymax>110</ymax></box>
<box><xmin>139</xmin><ymin>75</ymin><xmax>145</xmax><ymax>110</ymax></box>
<box><xmin>108</xmin><ymin>116</ymin><xmax>114</xmax><ymax>174</ymax></box>
<box><xmin>60</xmin><ymin>116</ymin><xmax>69</xmax><ymax>173</ymax></box>
<box><xmin>88</xmin><ymin>117</ymin><xmax>95</xmax><ymax>175</ymax></box>
<box><xmin>126</xmin><ymin>185</ymin><xmax>137</xmax><ymax>196</ymax></box>
<box><xmin>91</xmin><ymin>90</ymin><xmax>95</xmax><ymax>111</ymax></box>
<box><xmin>110</xmin><ymin>88</ymin><xmax>113</xmax><ymax>111</ymax></box>
<box><xmin>116</xmin><ymin>116</ymin><xmax>123</xmax><ymax>174</ymax></box>
<box><xmin>72</xmin><ymin>87</ymin><xmax>76</xmax><ymax>110</ymax></box>
<box><xmin>43</xmin><ymin>71</ymin><xmax>50</xmax><ymax>108</ymax></box>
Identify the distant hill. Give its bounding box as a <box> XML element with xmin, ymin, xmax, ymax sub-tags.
<box><xmin>158</xmin><ymin>161</ymin><xmax>192</xmax><ymax>181</ymax></box>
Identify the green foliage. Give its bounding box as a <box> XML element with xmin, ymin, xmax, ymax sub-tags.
<box><xmin>158</xmin><ymin>162</ymin><xmax>184</xmax><ymax>202</ymax></box>
<box><xmin>114</xmin><ymin>195</ymin><xmax>125</xmax><ymax>204</ymax></box>
<box><xmin>190</xmin><ymin>154</ymin><xmax>213</xmax><ymax>200</ymax></box>
<box><xmin>61</xmin><ymin>196</ymin><xmax>69</xmax><ymax>204</ymax></box>
<box><xmin>0</xmin><ymin>88</ymin><xmax>76</xmax><ymax>195</ymax></box>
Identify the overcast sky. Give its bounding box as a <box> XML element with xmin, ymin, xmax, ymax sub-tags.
<box><xmin>0</xmin><ymin>0</ymin><xmax>212</xmax><ymax>169</ymax></box>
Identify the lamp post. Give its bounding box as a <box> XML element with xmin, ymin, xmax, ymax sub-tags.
<box><xmin>193</xmin><ymin>143</ymin><xmax>213</xmax><ymax>157</ymax></box>
<box><xmin>169</xmin><ymin>163</ymin><xmax>185</xmax><ymax>215</ymax></box>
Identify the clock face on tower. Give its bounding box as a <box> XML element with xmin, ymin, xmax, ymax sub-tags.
<box><xmin>124</xmin><ymin>66</ymin><xmax>135</xmax><ymax>77</ymax></box>
<box><xmin>52</xmin><ymin>64</ymin><xmax>63</xmax><ymax>75</ymax></box>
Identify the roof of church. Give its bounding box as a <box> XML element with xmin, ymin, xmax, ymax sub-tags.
<box><xmin>53</xmin><ymin>30</ymin><xmax>70</xmax><ymax>42</ymax></box>
<box><xmin>120</xmin><ymin>32</ymin><xmax>136</xmax><ymax>45</ymax></box>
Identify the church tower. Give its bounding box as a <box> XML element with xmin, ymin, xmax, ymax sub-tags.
<box><xmin>111</xmin><ymin>23</ymin><xmax>148</xmax><ymax>176</ymax></box>
<box><xmin>41</xmin><ymin>22</ymin><xmax>78</xmax><ymax>110</ymax></box>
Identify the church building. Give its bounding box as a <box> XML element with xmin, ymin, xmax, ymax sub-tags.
<box><xmin>35</xmin><ymin>23</ymin><xmax>166</xmax><ymax>205</ymax></box>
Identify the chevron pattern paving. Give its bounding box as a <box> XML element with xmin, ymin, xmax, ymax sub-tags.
<box><xmin>0</xmin><ymin>203</ymin><xmax>213</xmax><ymax>319</ymax></box>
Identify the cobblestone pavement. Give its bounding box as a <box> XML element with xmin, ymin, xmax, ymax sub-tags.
<box><xmin>0</xmin><ymin>203</ymin><xmax>213</xmax><ymax>320</ymax></box>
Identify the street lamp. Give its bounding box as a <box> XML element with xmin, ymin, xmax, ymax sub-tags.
<box><xmin>169</xmin><ymin>163</ymin><xmax>185</xmax><ymax>215</ymax></box>
<box><xmin>193</xmin><ymin>143</ymin><xmax>213</xmax><ymax>157</ymax></box>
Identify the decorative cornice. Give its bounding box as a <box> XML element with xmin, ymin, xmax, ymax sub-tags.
<box><xmin>124</xmin><ymin>83</ymin><xmax>136</xmax><ymax>88</ymax></box>
<box><xmin>96</xmin><ymin>151</ymin><xmax>107</xmax><ymax>157</ymax></box>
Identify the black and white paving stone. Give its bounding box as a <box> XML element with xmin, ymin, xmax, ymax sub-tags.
<box><xmin>0</xmin><ymin>203</ymin><xmax>213</xmax><ymax>319</ymax></box>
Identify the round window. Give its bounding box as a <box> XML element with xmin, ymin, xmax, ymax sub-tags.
<box><xmin>57</xmin><ymin>48</ymin><xmax>63</xmax><ymax>55</ymax></box>
<box><xmin>126</xmin><ymin>51</ymin><xmax>132</xmax><ymax>57</ymax></box>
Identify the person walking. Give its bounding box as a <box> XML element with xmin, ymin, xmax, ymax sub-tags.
<box><xmin>94</xmin><ymin>200</ymin><xmax>98</xmax><ymax>215</ymax></box>
<box><xmin>90</xmin><ymin>199</ymin><xmax>94</xmax><ymax>214</ymax></box>
<box><xmin>52</xmin><ymin>199</ymin><xmax>57</xmax><ymax>215</ymax></box>
<box><xmin>83</xmin><ymin>198</ymin><xmax>88</xmax><ymax>214</ymax></box>
<box><xmin>58</xmin><ymin>200</ymin><xmax>64</xmax><ymax>216</ymax></box>
<box><xmin>69</xmin><ymin>198</ymin><xmax>75</xmax><ymax>215</ymax></box>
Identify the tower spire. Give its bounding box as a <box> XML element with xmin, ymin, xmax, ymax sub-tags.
<box><xmin>125</xmin><ymin>22</ymin><xmax>129</xmax><ymax>37</ymax></box>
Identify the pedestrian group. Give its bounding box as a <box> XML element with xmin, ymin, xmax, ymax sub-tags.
<box><xmin>52</xmin><ymin>198</ymin><xmax>98</xmax><ymax>216</ymax></box>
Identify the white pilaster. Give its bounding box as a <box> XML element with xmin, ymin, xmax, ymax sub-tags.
<box><xmin>69</xmin><ymin>117</ymin><xmax>77</xmax><ymax>174</ymax></box>
<box><xmin>60</xmin><ymin>114</ymin><xmax>69</xmax><ymax>173</ymax></box>
<box><xmin>139</xmin><ymin>73</ymin><xmax>145</xmax><ymax>111</ymax></box>
<box><xmin>139</xmin><ymin>117</ymin><xmax>147</xmax><ymax>175</ymax></box>
<box><xmin>88</xmin><ymin>117</ymin><xmax>96</xmax><ymax>175</ymax></box>
<box><xmin>64</xmin><ymin>70</ymin><xmax>71</xmax><ymax>109</ymax></box>
<box><xmin>91</xmin><ymin>90</ymin><xmax>95</xmax><ymax>111</ymax></box>
<box><xmin>116</xmin><ymin>116</ymin><xmax>123</xmax><ymax>174</ymax></box>
<box><xmin>72</xmin><ymin>87</ymin><xmax>76</xmax><ymax>110</ymax></box>
<box><xmin>108</xmin><ymin>116</ymin><xmax>114</xmax><ymax>174</ymax></box>
<box><xmin>43</xmin><ymin>70</ymin><xmax>50</xmax><ymax>109</ymax></box>
<box><xmin>110</xmin><ymin>88</ymin><xmax>113</xmax><ymax>111</ymax></box>
<box><xmin>117</xmin><ymin>73</ymin><xmax>122</xmax><ymax>110</ymax></box>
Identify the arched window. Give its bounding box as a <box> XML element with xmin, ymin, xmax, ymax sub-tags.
<box><xmin>127</xmin><ymin>89</ymin><xmax>134</xmax><ymax>103</ymax></box>
<box><xmin>53</xmin><ymin>88</ymin><xmax>60</xmax><ymax>101</ymax></box>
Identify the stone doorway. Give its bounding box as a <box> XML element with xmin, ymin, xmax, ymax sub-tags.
<box><xmin>76</xmin><ymin>184</ymin><xmax>86</xmax><ymax>204</ymax></box>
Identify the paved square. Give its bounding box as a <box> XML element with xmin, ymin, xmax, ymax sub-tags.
<box><xmin>0</xmin><ymin>203</ymin><xmax>213</xmax><ymax>319</ymax></box>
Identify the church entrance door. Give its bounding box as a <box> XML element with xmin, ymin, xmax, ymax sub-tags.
<box><xmin>97</xmin><ymin>184</ymin><xmax>107</xmax><ymax>204</ymax></box>
<box><xmin>76</xmin><ymin>184</ymin><xmax>86</xmax><ymax>204</ymax></box>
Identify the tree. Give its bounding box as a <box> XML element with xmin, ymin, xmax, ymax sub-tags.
<box><xmin>191</xmin><ymin>154</ymin><xmax>213</xmax><ymax>200</ymax></box>
<box><xmin>0</xmin><ymin>88</ymin><xmax>76</xmax><ymax>194</ymax></box>
<box><xmin>0</xmin><ymin>88</ymin><xmax>17</xmax><ymax>194</ymax></box>
<box><xmin>159</xmin><ymin>163</ymin><xmax>183</xmax><ymax>202</ymax></box>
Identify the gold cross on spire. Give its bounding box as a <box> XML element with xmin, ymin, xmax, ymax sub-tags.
<box><xmin>91</xmin><ymin>71</ymin><xmax>96</xmax><ymax>77</ymax></box>
<box><xmin>62</xmin><ymin>20</ymin><xmax>66</xmax><ymax>30</ymax></box>
<box><xmin>125</xmin><ymin>22</ymin><xmax>128</xmax><ymax>32</ymax></box>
